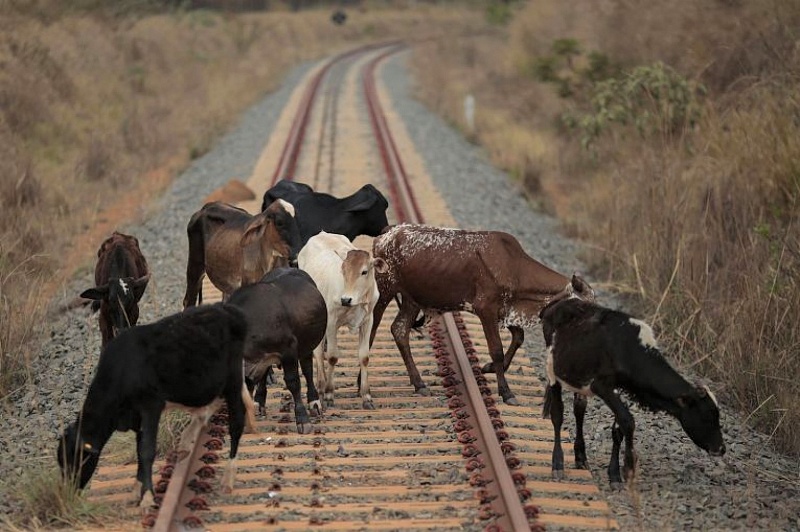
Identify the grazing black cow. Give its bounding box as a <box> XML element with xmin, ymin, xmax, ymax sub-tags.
<box><xmin>540</xmin><ymin>297</ymin><xmax>726</xmax><ymax>488</ymax></box>
<box><xmin>80</xmin><ymin>232</ymin><xmax>150</xmax><ymax>346</ymax></box>
<box><xmin>57</xmin><ymin>304</ymin><xmax>253</xmax><ymax>508</ymax></box>
<box><xmin>261</xmin><ymin>180</ymin><xmax>389</xmax><ymax>244</ymax></box>
<box><xmin>227</xmin><ymin>267</ymin><xmax>327</xmax><ymax>434</ymax></box>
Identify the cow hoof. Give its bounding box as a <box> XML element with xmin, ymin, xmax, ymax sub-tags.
<box><xmin>574</xmin><ymin>460</ymin><xmax>588</xmax><ymax>470</ymax></box>
<box><xmin>551</xmin><ymin>469</ymin><xmax>564</xmax><ymax>481</ymax></box>
<box><xmin>362</xmin><ymin>399</ymin><xmax>375</xmax><ymax>410</ymax></box>
<box><xmin>610</xmin><ymin>481</ymin><xmax>625</xmax><ymax>491</ymax></box>
<box><xmin>297</xmin><ymin>422</ymin><xmax>314</xmax><ymax>435</ymax></box>
<box><xmin>258</xmin><ymin>406</ymin><xmax>266</xmax><ymax>417</ymax></box>
<box><xmin>139</xmin><ymin>491</ymin><xmax>155</xmax><ymax>510</ymax></box>
<box><xmin>480</xmin><ymin>362</ymin><xmax>495</xmax><ymax>374</ymax></box>
<box><xmin>503</xmin><ymin>395</ymin><xmax>520</xmax><ymax>406</ymax></box>
<box><xmin>324</xmin><ymin>398</ymin><xmax>335</xmax><ymax>408</ymax></box>
<box><xmin>415</xmin><ymin>386</ymin><xmax>431</xmax><ymax>397</ymax></box>
<box><xmin>310</xmin><ymin>400</ymin><xmax>323</xmax><ymax>417</ymax></box>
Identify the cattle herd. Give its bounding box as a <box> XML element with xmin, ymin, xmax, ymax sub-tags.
<box><xmin>57</xmin><ymin>179</ymin><xmax>726</xmax><ymax>510</ymax></box>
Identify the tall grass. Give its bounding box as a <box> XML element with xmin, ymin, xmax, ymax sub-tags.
<box><xmin>410</xmin><ymin>0</ymin><xmax>800</xmax><ymax>455</ymax></box>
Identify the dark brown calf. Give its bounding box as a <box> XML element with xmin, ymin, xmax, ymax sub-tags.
<box><xmin>80</xmin><ymin>231</ymin><xmax>150</xmax><ymax>347</ymax></box>
<box><xmin>183</xmin><ymin>199</ymin><xmax>302</xmax><ymax>307</ymax></box>
<box><xmin>370</xmin><ymin>224</ymin><xmax>595</xmax><ymax>405</ymax></box>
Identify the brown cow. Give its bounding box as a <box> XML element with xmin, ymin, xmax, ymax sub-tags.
<box><xmin>80</xmin><ymin>232</ymin><xmax>150</xmax><ymax>347</ymax></box>
<box><xmin>183</xmin><ymin>200</ymin><xmax>302</xmax><ymax>308</ymax></box>
<box><xmin>369</xmin><ymin>223</ymin><xmax>595</xmax><ymax>405</ymax></box>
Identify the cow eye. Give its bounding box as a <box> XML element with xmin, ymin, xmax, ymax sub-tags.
<box><xmin>361</xmin><ymin>270</ymin><xmax>368</xmax><ymax>276</ymax></box>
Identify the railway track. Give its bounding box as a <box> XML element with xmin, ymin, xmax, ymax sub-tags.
<box><xmin>87</xmin><ymin>43</ymin><xmax>619</xmax><ymax>531</ymax></box>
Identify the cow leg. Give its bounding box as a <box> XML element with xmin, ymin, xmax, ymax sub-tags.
<box><xmin>545</xmin><ymin>382</ymin><xmax>565</xmax><ymax>480</ymax></box>
<box><xmin>282</xmin><ymin>343</ymin><xmax>312</xmax><ymax>434</ymax></box>
<box><xmin>481</xmin><ymin>325</ymin><xmax>523</xmax><ymax>374</ymax></box>
<box><xmin>136</xmin><ymin>406</ymin><xmax>161</xmax><ymax>510</ymax></box>
<box><xmin>573</xmin><ymin>392</ymin><xmax>588</xmax><ymax>469</ymax></box>
<box><xmin>241</xmin><ymin>383</ymin><xmax>257</xmax><ymax>434</ymax></box>
<box><xmin>391</xmin><ymin>299</ymin><xmax>428</xmax><ymax>395</ymax></box>
<box><xmin>357</xmin><ymin>315</ymin><xmax>374</xmax><ymax>409</ymax></box>
<box><xmin>99</xmin><ymin>309</ymin><xmax>113</xmax><ymax>347</ymax></box>
<box><xmin>608</xmin><ymin>422</ymin><xmax>624</xmax><ymax>490</ymax></box>
<box><xmin>322</xmin><ymin>318</ymin><xmax>340</xmax><ymax>408</ymax></box>
<box><xmin>592</xmin><ymin>380</ymin><xmax>636</xmax><ymax>489</ymax></box>
<box><xmin>254</xmin><ymin>374</ymin><xmax>268</xmax><ymax>415</ymax></box>
<box><xmin>477</xmin><ymin>314</ymin><xmax>517</xmax><ymax>405</ymax></box>
<box><xmin>369</xmin><ymin>292</ymin><xmax>393</xmax><ymax>348</ymax></box>
<box><xmin>265</xmin><ymin>365</ymin><xmax>277</xmax><ymax>385</ymax></box>
<box><xmin>300</xmin><ymin>352</ymin><xmax>322</xmax><ymax>417</ymax></box>
<box><xmin>222</xmin><ymin>381</ymin><xmax>245</xmax><ymax>494</ymax></box>
<box><xmin>312</xmin><ymin>339</ymin><xmax>326</xmax><ymax>406</ymax></box>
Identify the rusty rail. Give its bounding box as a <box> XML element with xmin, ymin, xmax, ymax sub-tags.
<box><xmin>362</xmin><ymin>47</ymin><xmax>539</xmax><ymax>531</ymax></box>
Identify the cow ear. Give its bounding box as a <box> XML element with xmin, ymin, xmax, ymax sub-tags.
<box><xmin>131</xmin><ymin>273</ymin><xmax>150</xmax><ymax>299</ymax></box>
<box><xmin>80</xmin><ymin>285</ymin><xmax>109</xmax><ymax>301</ymax></box>
<box><xmin>373</xmin><ymin>257</ymin><xmax>388</xmax><ymax>274</ymax></box>
<box><xmin>241</xmin><ymin>218</ymin><xmax>266</xmax><ymax>248</ymax></box>
<box><xmin>344</xmin><ymin>189</ymin><xmax>378</xmax><ymax>212</ymax></box>
<box><xmin>335</xmin><ymin>248</ymin><xmax>350</xmax><ymax>261</ymax></box>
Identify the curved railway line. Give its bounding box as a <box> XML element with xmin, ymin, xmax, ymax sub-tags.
<box><xmin>87</xmin><ymin>43</ymin><xmax>619</xmax><ymax>531</ymax></box>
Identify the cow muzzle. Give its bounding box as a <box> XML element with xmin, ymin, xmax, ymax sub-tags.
<box><xmin>340</xmin><ymin>297</ymin><xmax>353</xmax><ymax>307</ymax></box>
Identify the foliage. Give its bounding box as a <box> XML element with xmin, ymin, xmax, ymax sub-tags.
<box><xmin>485</xmin><ymin>1</ymin><xmax>513</xmax><ymax>26</ymax></box>
<box><xmin>569</xmin><ymin>62</ymin><xmax>706</xmax><ymax>148</ymax></box>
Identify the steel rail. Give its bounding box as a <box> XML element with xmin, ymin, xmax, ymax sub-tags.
<box><xmin>143</xmin><ymin>41</ymin><xmax>542</xmax><ymax>532</ymax></box>
<box><xmin>361</xmin><ymin>47</ymin><xmax>537</xmax><ymax>531</ymax></box>
<box><xmin>270</xmin><ymin>42</ymin><xmax>401</xmax><ymax>188</ymax></box>
<box><xmin>147</xmin><ymin>42</ymin><xmax>410</xmax><ymax>532</ymax></box>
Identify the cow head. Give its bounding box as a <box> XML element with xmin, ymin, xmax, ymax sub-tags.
<box><xmin>80</xmin><ymin>274</ymin><xmax>150</xmax><ymax>334</ymax></box>
<box><xmin>338</xmin><ymin>249</ymin><xmax>387</xmax><ymax>307</ymax></box>
<box><xmin>57</xmin><ymin>421</ymin><xmax>101</xmax><ymax>489</ymax></box>
<box><xmin>675</xmin><ymin>384</ymin><xmax>725</xmax><ymax>457</ymax></box>
<box><xmin>241</xmin><ymin>199</ymin><xmax>301</xmax><ymax>284</ymax></box>
<box><xmin>344</xmin><ymin>184</ymin><xmax>390</xmax><ymax>237</ymax></box>
<box><xmin>567</xmin><ymin>273</ymin><xmax>595</xmax><ymax>302</ymax></box>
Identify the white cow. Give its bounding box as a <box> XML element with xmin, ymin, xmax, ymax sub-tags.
<box><xmin>298</xmin><ymin>232</ymin><xmax>386</xmax><ymax>409</ymax></box>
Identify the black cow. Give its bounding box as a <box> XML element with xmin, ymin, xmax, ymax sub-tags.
<box><xmin>227</xmin><ymin>267</ymin><xmax>327</xmax><ymax>434</ymax></box>
<box><xmin>261</xmin><ymin>180</ymin><xmax>389</xmax><ymax>244</ymax></box>
<box><xmin>80</xmin><ymin>232</ymin><xmax>150</xmax><ymax>347</ymax></box>
<box><xmin>57</xmin><ymin>304</ymin><xmax>252</xmax><ymax>507</ymax></box>
<box><xmin>540</xmin><ymin>297</ymin><xmax>725</xmax><ymax>488</ymax></box>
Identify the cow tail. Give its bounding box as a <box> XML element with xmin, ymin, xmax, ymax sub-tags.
<box><xmin>542</xmin><ymin>383</ymin><xmax>553</xmax><ymax>419</ymax></box>
<box><xmin>185</xmin><ymin>213</ymin><xmax>207</xmax><ymax>307</ymax></box>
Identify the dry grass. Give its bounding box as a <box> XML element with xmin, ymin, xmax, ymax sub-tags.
<box><xmin>0</xmin><ymin>3</ymin><xmax>487</xmax><ymax>524</ymax></box>
<box><xmin>410</xmin><ymin>0</ymin><xmax>800</xmax><ymax>455</ymax></box>
<box><xmin>0</xmin><ymin>465</ymin><xmax>113</xmax><ymax>530</ymax></box>
<box><xmin>0</xmin><ymin>4</ymin><xmax>485</xmax><ymax>399</ymax></box>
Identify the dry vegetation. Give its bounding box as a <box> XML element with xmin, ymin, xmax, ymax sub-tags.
<box><xmin>0</xmin><ymin>2</ymin><xmax>489</xmax><ymax>526</ymax></box>
<box><xmin>0</xmin><ymin>1</ymin><xmax>484</xmax><ymax>397</ymax></box>
<box><xmin>411</xmin><ymin>0</ymin><xmax>800</xmax><ymax>455</ymax></box>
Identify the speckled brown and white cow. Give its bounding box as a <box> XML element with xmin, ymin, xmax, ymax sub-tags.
<box><xmin>370</xmin><ymin>223</ymin><xmax>595</xmax><ymax>405</ymax></box>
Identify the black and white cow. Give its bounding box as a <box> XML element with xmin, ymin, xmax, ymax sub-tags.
<box><xmin>261</xmin><ymin>180</ymin><xmax>389</xmax><ymax>244</ymax></box>
<box><xmin>57</xmin><ymin>304</ymin><xmax>253</xmax><ymax>507</ymax></box>
<box><xmin>540</xmin><ymin>297</ymin><xmax>725</xmax><ymax>488</ymax></box>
